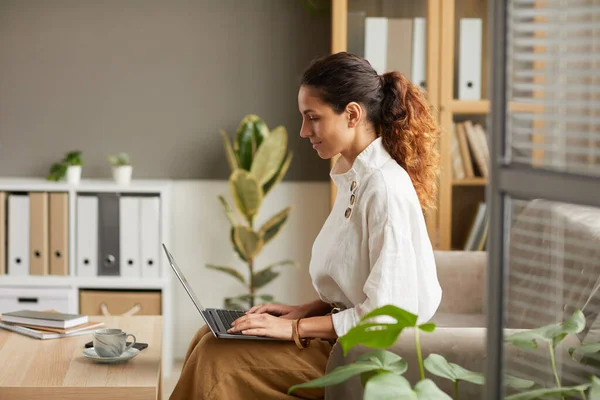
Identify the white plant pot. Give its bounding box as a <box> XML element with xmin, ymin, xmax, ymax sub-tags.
<box><xmin>113</xmin><ymin>165</ymin><xmax>132</xmax><ymax>185</ymax></box>
<box><xmin>66</xmin><ymin>165</ymin><xmax>82</xmax><ymax>184</ymax></box>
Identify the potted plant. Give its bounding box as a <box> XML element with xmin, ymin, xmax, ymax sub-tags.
<box><xmin>206</xmin><ymin>114</ymin><xmax>295</xmax><ymax>309</ymax></box>
<box><xmin>47</xmin><ymin>150</ymin><xmax>83</xmax><ymax>184</ymax></box>
<box><xmin>108</xmin><ymin>152</ymin><xmax>132</xmax><ymax>185</ymax></box>
<box><xmin>288</xmin><ymin>305</ymin><xmax>600</xmax><ymax>399</ymax></box>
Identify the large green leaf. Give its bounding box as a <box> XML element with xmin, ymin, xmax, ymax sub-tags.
<box><xmin>590</xmin><ymin>376</ymin><xmax>600</xmax><ymax>400</ymax></box>
<box><xmin>229</xmin><ymin>169</ymin><xmax>263</xmax><ymax>223</ymax></box>
<box><xmin>424</xmin><ymin>354</ymin><xmax>484</xmax><ymax>386</ymax></box>
<box><xmin>224</xmin><ymin>297</ymin><xmax>245</xmax><ymax>310</ymax></box>
<box><xmin>258</xmin><ymin>294</ymin><xmax>275</xmax><ymax>303</ymax></box>
<box><xmin>252</xmin><ymin>260</ymin><xmax>296</xmax><ymax>289</ymax></box>
<box><xmin>423</xmin><ymin>354</ymin><xmax>534</xmax><ymax>390</ymax></box>
<box><xmin>219</xmin><ymin>130</ymin><xmax>238</xmax><ymax>172</ymax></box>
<box><xmin>232</xmin><ymin>226</ymin><xmax>263</xmax><ymax>260</ymax></box>
<box><xmin>258</xmin><ymin>207</ymin><xmax>290</xmax><ymax>245</ymax></box>
<box><xmin>504</xmin><ymin>383</ymin><xmax>591</xmax><ymax>400</ymax></box>
<box><xmin>288</xmin><ymin>350</ymin><xmax>407</xmax><ymax>395</ymax></box>
<box><xmin>230</xmin><ymin>227</ymin><xmax>247</xmax><ymax>262</ymax></box>
<box><xmin>234</xmin><ymin>115</ymin><xmax>268</xmax><ymax>170</ymax></box>
<box><xmin>569</xmin><ymin>342</ymin><xmax>600</xmax><ymax>369</ymax></box>
<box><xmin>569</xmin><ymin>342</ymin><xmax>600</xmax><ymax>360</ymax></box>
<box><xmin>363</xmin><ymin>374</ymin><xmax>452</xmax><ymax>400</ymax></box>
<box><xmin>339</xmin><ymin>305</ymin><xmax>420</xmax><ymax>356</ymax></box>
<box><xmin>205</xmin><ymin>264</ymin><xmax>245</xmax><ymax>285</ymax></box>
<box><xmin>505</xmin><ymin>310</ymin><xmax>585</xmax><ymax>351</ymax></box>
<box><xmin>263</xmin><ymin>151</ymin><xmax>293</xmax><ymax>196</ymax></box>
<box><xmin>250</xmin><ymin>126</ymin><xmax>288</xmax><ymax>185</ymax></box>
<box><xmin>218</xmin><ymin>195</ymin><xmax>238</xmax><ymax>226</ymax></box>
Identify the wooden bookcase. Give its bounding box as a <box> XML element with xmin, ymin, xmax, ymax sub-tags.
<box><xmin>329</xmin><ymin>0</ymin><xmax>490</xmax><ymax>250</ymax></box>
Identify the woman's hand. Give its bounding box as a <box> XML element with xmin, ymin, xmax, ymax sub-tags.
<box><xmin>246</xmin><ymin>303</ymin><xmax>308</xmax><ymax>320</ymax></box>
<box><xmin>228</xmin><ymin>313</ymin><xmax>294</xmax><ymax>340</ymax></box>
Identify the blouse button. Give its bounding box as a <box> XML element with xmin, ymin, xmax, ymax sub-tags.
<box><xmin>350</xmin><ymin>181</ymin><xmax>357</xmax><ymax>192</ymax></box>
<box><xmin>350</xmin><ymin>194</ymin><xmax>356</xmax><ymax>205</ymax></box>
<box><xmin>344</xmin><ymin>207</ymin><xmax>352</xmax><ymax>218</ymax></box>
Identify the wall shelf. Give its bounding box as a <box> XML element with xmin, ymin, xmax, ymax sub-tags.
<box><xmin>450</xmin><ymin>99</ymin><xmax>490</xmax><ymax>114</ymax></box>
<box><xmin>453</xmin><ymin>178</ymin><xmax>487</xmax><ymax>186</ymax></box>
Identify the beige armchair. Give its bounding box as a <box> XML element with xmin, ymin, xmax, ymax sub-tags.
<box><xmin>324</xmin><ymin>251</ymin><xmax>489</xmax><ymax>399</ymax></box>
<box><xmin>323</xmin><ymin>250</ymin><xmax>596</xmax><ymax>399</ymax></box>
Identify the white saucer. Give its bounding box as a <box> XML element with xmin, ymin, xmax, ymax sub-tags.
<box><xmin>83</xmin><ymin>347</ymin><xmax>140</xmax><ymax>364</ymax></box>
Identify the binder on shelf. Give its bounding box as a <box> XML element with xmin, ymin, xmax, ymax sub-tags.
<box><xmin>98</xmin><ymin>193</ymin><xmax>120</xmax><ymax>276</ymax></box>
<box><xmin>29</xmin><ymin>192</ymin><xmax>49</xmax><ymax>275</ymax></box>
<box><xmin>364</xmin><ymin>17</ymin><xmax>388</xmax><ymax>75</ymax></box>
<box><xmin>386</xmin><ymin>19</ymin><xmax>413</xmax><ymax>80</ymax></box>
<box><xmin>0</xmin><ymin>192</ymin><xmax>5</xmax><ymax>275</ymax></box>
<box><xmin>8</xmin><ymin>193</ymin><xmax>29</xmax><ymax>276</ymax></box>
<box><xmin>140</xmin><ymin>196</ymin><xmax>161</xmax><ymax>278</ymax></box>
<box><xmin>119</xmin><ymin>195</ymin><xmax>141</xmax><ymax>278</ymax></box>
<box><xmin>411</xmin><ymin>18</ymin><xmax>427</xmax><ymax>90</ymax></box>
<box><xmin>458</xmin><ymin>18</ymin><xmax>482</xmax><ymax>100</ymax></box>
<box><xmin>49</xmin><ymin>192</ymin><xmax>69</xmax><ymax>275</ymax></box>
<box><xmin>76</xmin><ymin>195</ymin><xmax>98</xmax><ymax>277</ymax></box>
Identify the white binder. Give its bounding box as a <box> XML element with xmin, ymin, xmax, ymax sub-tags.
<box><xmin>140</xmin><ymin>196</ymin><xmax>160</xmax><ymax>278</ymax></box>
<box><xmin>364</xmin><ymin>17</ymin><xmax>388</xmax><ymax>75</ymax></box>
<box><xmin>7</xmin><ymin>194</ymin><xmax>29</xmax><ymax>276</ymax></box>
<box><xmin>119</xmin><ymin>196</ymin><xmax>141</xmax><ymax>278</ymax></box>
<box><xmin>458</xmin><ymin>18</ymin><xmax>483</xmax><ymax>100</ymax></box>
<box><xmin>411</xmin><ymin>18</ymin><xmax>427</xmax><ymax>91</ymax></box>
<box><xmin>76</xmin><ymin>195</ymin><xmax>98</xmax><ymax>277</ymax></box>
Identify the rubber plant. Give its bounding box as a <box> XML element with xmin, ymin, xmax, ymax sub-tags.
<box><xmin>206</xmin><ymin>114</ymin><xmax>295</xmax><ymax>310</ymax></box>
<box><xmin>288</xmin><ymin>305</ymin><xmax>600</xmax><ymax>399</ymax></box>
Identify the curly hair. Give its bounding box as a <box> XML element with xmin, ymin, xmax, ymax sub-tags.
<box><xmin>300</xmin><ymin>52</ymin><xmax>440</xmax><ymax>210</ymax></box>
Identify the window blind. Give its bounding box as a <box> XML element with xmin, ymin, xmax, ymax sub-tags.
<box><xmin>502</xmin><ymin>0</ymin><xmax>600</xmax><ymax>393</ymax></box>
<box><xmin>507</xmin><ymin>0</ymin><xmax>600</xmax><ymax>176</ymax></box>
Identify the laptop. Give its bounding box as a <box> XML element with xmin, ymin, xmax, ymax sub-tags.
<box><xmin>162</xmin><ymin>243</ymin><xmax>284</xmax><ymax>341</ymax></box>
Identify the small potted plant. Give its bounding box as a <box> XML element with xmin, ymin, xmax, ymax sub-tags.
<box><xmin>47</xmin><ymin>150</ymin><xmax>83</xmax><ymax>184</ymax></box>
<box><xmin>108</xmin><ymin>152</ymin><xmax>132</xmax><ymax>185</ymax></box>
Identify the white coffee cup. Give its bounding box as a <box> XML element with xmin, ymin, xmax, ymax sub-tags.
<box><xmin>93</xmin><ymin>328</ymin><xmax>137</xmax><ymax>358</ymax></box>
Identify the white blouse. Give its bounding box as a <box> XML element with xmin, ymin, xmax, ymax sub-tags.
<box><xmin>309</xmin><ymin>137</ymin><xmax>442</xmax><ymax>337</ymax></box>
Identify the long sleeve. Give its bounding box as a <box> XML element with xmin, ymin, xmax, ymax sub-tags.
<box><xmin>331</xmin><ymin>174</ymin><xmax>442</xmax><ymax>337</ymax></box>
<box><xmin>308</xmin><ymin>137</ymin><xmax>442</xmax><ymax>339</ymax></box>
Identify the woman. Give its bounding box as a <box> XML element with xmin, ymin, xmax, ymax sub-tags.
<box><xmin>170</xmin><ymin>52</ymin><xmax>442</xmax><ymax>400</ymax></box>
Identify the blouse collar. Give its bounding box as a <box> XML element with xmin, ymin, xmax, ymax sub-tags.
<box><xmin>330</xmin><ymin>136</ymin><xmax>392</xmax><ymax>189</ymax></box>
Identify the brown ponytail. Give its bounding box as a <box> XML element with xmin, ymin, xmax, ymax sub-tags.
<box><xmin>300</xmin><ymin>52</ymin><xmax>440</xmax><ymax>210</ymax></box>
<box><xmin>379</xmin><ymin>72</ymin><xmax>440</xmax><ymax>210</ymax></box>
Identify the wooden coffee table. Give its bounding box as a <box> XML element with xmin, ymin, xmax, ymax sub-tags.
<box><xmin>0</xmin><ymin>315</ymin><xmax>163</xmax><ymax>400</ymax></box>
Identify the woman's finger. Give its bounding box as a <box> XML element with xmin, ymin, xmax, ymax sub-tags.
<box><xmin>246</xmin><ymin>304</ymin><xmax>264</xmax><ymax>314</ymax></box>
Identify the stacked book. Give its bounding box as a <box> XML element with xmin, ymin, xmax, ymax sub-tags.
<box><xmin>0</xmin><ymin>310</ymin><xmax>103</xmax><ymax>339</ymax></box>
<box><xmin>451</xmin><ymin>120</ymin><xmax>490</xmax><ymax>180</ymax></box>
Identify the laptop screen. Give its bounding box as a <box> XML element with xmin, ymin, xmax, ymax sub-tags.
<box><xmin>162</xmin><ymin>243</ymin><xmax>205</xmax><ymax>313</ymax></box>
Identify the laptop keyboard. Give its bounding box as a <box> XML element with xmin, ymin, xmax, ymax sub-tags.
<box><xmin>217</xmin><ymin>309</ymin><xmax>246</xmax><ymax>333</ymax></box>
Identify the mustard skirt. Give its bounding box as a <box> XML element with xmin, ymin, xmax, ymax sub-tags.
<box><xmin>169</xmin><ymin>325</ymin><xmax>334</xmax><ymax>400</ymax></box>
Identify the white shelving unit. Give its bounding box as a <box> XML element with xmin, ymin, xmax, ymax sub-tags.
<box><xmin>0</xmin><ymin>178</ymin><xmax>174</xmax><ymax>378</ymax></box>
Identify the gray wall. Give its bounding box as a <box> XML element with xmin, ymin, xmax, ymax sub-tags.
<box><xmin>0</xmin><ymin>0</ymin><xmax>331</xmax><ymax>181</ymax></box>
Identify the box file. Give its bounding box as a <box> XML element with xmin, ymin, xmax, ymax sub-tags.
<box><xmin>7</xmin><ymin>194</ymin><xmax>29</xmax><ymax>276</ymax></box>
<box><xmin>97</xmin><ymin>193</ymin><xmax>120</xmax><ymax>276</ymax></box>
<box><xmin>120</xmin><ymin>195</ymin><xmax>141</xmax><ymax>278</ymax></box>
<box><xmin>0</xmin><ymin>192</ymin><xmax>5</xmax><ymax>275</ymax></box>
<box><xmin>29</xmin><ymin>192</ymin><xmax>49</xmax><ymax>275</ymax></box>
<box><xmin>458</xmin><ymin>18</ymin><xmax>483</xmax><ymax>100</ymax></box>
<box><xmin>49</xmin><ymin>192</ymin><xmax>69</xmax><ymax>275</ymax></box>
<box><xmin>140</xmin><ymin>196</ymin><xmax>161</xmax><ymax>278</ymax></box>
<box><xmin>76</xmin><ymin>195</ymin><xmax>98</xmax><ymax>277</ymax></box>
